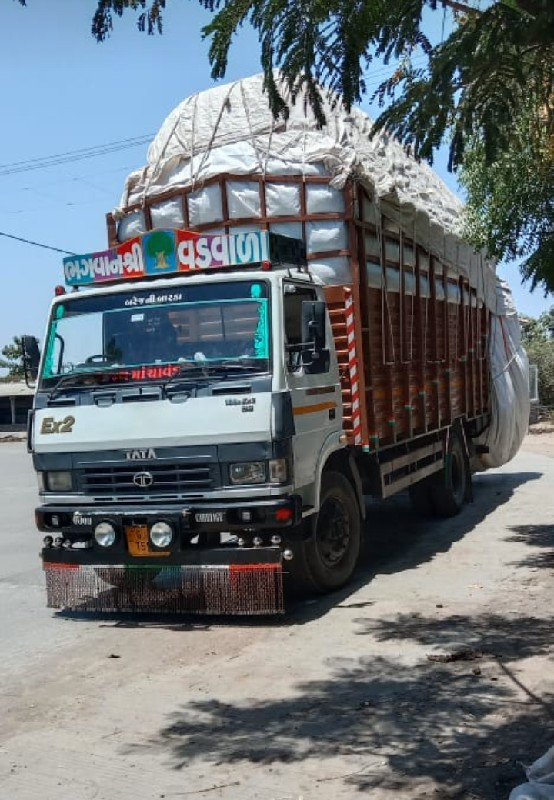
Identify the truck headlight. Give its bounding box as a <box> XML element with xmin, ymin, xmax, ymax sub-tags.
<box><xmin>229</xmin><ymin>462</ymin><xmax>266</xmax><ymax>485</ymax></box>
<box><xmin>269</xmin><ymin>458</ymin><xmax>288</xmax><ymax>484</ymax></box>
<box><xmin>45</xmin><ymin>471</ymin><xmax>73</xmax><ymax>492</ymax></box>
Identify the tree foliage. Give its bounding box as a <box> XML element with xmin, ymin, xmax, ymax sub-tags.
<box><xmin>526</xmin><ymin>338</ymin><xmax>554</xmax><ymax>408</ymax></box>
<box><xmin>79</xmin><ymin>1</ymin><xmax>554</xmax><ymax>164</ymax></box>
<box><xmin>521</xmin><ymin>308</ymin><xmax>554</xmax><ymax>407</ymax></box>
<box><xmin>0</xmin><ymin>337</ymin><xmax>25</xmax><ymax>381</ymax></box>
<box><xmin>16</xmin><ymin>0</ymin><xmax>554</xmax><ymax>292</ymax></box>
<box><xmin>461</xmin><ymin>110</ymin><xmax>554</xmax><ymax>293</ymax></box>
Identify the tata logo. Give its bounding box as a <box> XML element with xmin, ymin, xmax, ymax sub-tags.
<box><xmin>125</xmin><ymin>448</ymin><xmax>157</xmax><ymax>461</ymax></box>
<box><xmin>133</xmin><ymin>471</ymin><xmax>154</xmax><ymax>488</ymax></box>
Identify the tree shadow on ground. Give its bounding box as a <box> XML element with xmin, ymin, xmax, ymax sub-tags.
<box><xmin>125</xmin><ymin>611</ymin><xmax>553</xmax><ymax>797</ymax></box>
<box><xmin>354</xmin><ymin>611</ymin><xmax>554</xmax><ymax>665</ymax></box>
<box><xmin>507</xmin><ymin>524</ymin><xmax>554</xmax><ymax>570</ymax></box>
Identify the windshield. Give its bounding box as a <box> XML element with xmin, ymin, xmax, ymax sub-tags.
<box><xmin>40</xmin><ymin>280</ymin><xmax>271</xmax><ymax>388</ymax></box>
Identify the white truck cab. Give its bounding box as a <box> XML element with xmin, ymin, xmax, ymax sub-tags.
<box><xmin>26</xmin><ymin>230</ymin><xmax>362</xmax><ymax>614</ymax></box>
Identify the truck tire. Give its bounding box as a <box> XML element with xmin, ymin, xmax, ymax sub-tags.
<box><xmin>430</xmin><ymin>433</ymin><xmax>468</xmax><ymax>518</ymax></box>
<box><xmin>288</xmin><ymin>471</ymin><xmax>361</xmax><ymax>594</ymax></box>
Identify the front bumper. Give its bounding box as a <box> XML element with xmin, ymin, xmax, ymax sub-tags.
<box><xmin>37</xmin><ymin>497</ymin><xmax>301</xmax><ymax>614</ymax></box>
<box><xmin>36</xmin><ymin>495</ymin><xmax>302</xmax><ymax>544</ymax></box>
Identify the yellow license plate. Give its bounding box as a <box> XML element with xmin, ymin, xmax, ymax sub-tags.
<box><xmin>125</xmin><ymin>525</ymin><xmax>169</xmax><ymax>557</ymax></box>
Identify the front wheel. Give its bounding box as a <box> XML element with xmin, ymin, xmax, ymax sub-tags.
<box><xmin>288</xmin><ymin>471</ymin><xmax>361</xmax><ymax>594</ymax></box>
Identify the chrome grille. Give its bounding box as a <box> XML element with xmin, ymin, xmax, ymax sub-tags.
<box><xmin>80</xmin><ymin>461</ymin><xmax>216</xmax><ymax>496</ymax></box>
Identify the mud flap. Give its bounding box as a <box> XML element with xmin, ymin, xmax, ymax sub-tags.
<box><xmin>44</xmin><ymin>562</ymin><xmax>284</xmax><ymax>615</ymax></box>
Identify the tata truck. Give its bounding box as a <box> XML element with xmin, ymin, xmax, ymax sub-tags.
<box><xmin>24</xmin><ymin>219</ymin><xmax>494</xmax><ymax>615</ymax></box>
<box><xmin>23</xmin><ymin>76</ymin><xmax>527</xmax><ymax>614</ymax></box>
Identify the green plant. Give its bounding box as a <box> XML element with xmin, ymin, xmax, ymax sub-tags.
<box><xmin>0</xmin><ymin>336</ymin><xmax>25</xmax><ymax>380</ymax></box>
<box><xmin>522</xmin><ymin>308</ymin><xmax>554</xmax><ymax>407</ymax></box>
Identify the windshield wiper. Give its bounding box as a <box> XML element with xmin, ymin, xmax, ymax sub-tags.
<box><xmin>164</xmin><ymin>360</ymin><xmax>264</xmax><ymax>393</ymax></box>
<box><xmin>46</xmin><ymin>366</ymin><xmax>123</xmax><ymax>400</ymax></box>
<box><xmin>46</xmin><ymin>371</ymin><xmax>90</xmax><ymax>400</ymax></box>
<box><xmin>162</xmin><ymin>362</ymin><xmax>218</xmax><ymax>393</ymax></box>
<box><xmin>200</xmin><ymin>358</ymin><xmax>266</xmax><ymax>373</ymax></box>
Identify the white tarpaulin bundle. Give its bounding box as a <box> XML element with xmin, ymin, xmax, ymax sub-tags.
<box><xmin>115</xmin><ymin>73</ymin><xmax>497</xmax><ymax>309</ymax></box>
<box><xmin>477</xmin><ymin>279</ymin><xmax>529</xmax><ymax>469</ymax></box>
<box><xmin>114</xmin><ymin>73</ymin><xmax>529</xmax><ymax>469</ymax></box>
<box><xmin>509</xmin><ymin>746</ymin><xmax>554</xmax><ymax>799</ymax></box>
<box><xmin>119</xmin><ymin>73</ymin><xmax>462</xmax><ymax>226</ymax></box>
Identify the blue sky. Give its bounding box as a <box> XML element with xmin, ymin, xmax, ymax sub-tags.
<box><xmin>0</xmin><ymin>0</ymin><xmax>551</xmax><ymax>354</ymax></box>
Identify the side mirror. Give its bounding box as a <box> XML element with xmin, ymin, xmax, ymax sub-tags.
<box><xmin>301</xmin><ymin>300</ymin><xmax>326</xmax><ymax>351</ymax></box>
<box><xmin>22</xmin><ymin>335</ymin><xmax>40</xmax><ymax>385</ymax></box>
<box><xmin>304</xmin><ymin>348</ymin><xmax>330</xmax><ymax>375</ymax></box>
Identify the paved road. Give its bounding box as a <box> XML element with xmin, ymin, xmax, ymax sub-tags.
<box><xmin>1</xmin><ymin>442</ymin><xmax>553</xmax><ymax>799</ymax></box>
<box><xmin>0</xmin><ymin>443</ymin><xmax>100</xmax><ymax>674</ymax></box>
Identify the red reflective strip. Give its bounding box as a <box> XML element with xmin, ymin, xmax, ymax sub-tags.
<box><xmin>43</xmin><ymin>562</ymin><xmax>80</xmax><ymax>571</ymax></box>
<box><xmin>229</xmin><ymin>563</ymin><xmax>282</xmax><ymax>573</ymax></box>
<box><xmin>345</xmin><ymin>288</ymin><xmax>362</xmax><ymax>445</ymax></box>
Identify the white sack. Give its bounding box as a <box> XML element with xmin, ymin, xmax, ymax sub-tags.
<box><xmin>188</xmin><ymin>184</ymin><xmax>223</xmax><ymax>226</ymax></box>
<box><xmin>226</xmin><ymin>181</ymin><xmax>261</xmax><ymax>218</ymax></box>
<box><xmin>509</xmin><ymin>746</ymin><xmax>554</xmax><ymax>800</ymax></box>
<box><xmin>266</xmin><ymin>183</ymin><xmax>301</xmax><ymax>217</ymax></box>
<box><xmin>511</xmin><ymin>787</ymin><xmax>554</xmax><ymax>800</ymax></box>
<box><xmin>269</xmin><ymin>221</ymin><xmax>303</xmax><ymax>240</ymax></box>
<box><xmin>306</xmin><ymin>183</ymin><xmax>345</xmax><ymax>214</ymax></box>
<box><xmin>306</xmin><ymin>220</ymin><xmax>348</xmax><ymax>253</ymax></box>
<box><xmin>118</xmin><ymin>210</ymin><xmax>146</xmax><ymax>240</ymax></box>
<box><xmin>476</xmin><ymin>278</ymin><xmax>529</xmax><ymax>469</ymax></box>
<box><xmin>310</xmin><ymin>256</ymin><xmax>351</xmax><ymax>285</ymax></box>
<box><xmin>150</xmin><ymin>198</ymin><xmax>184</xmax><ymax>229</ymax></box>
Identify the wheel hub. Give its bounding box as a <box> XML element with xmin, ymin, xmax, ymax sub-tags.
<box><xmin>316</xmin><ymin>498</ymin><xmax>351</xmax><ymax>567</ymax></box>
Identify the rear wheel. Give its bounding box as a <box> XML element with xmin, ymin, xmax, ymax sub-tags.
<box><xmin>287</xmin><ymin>471</ymin><xmax>361</xmax><ymax>594</ymax></box>
<box><xmin>431</xmin><ymin>433</ymin><xmax>468</xmax><ymax>517</ymax></box>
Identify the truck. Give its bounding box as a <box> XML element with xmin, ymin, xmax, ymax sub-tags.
<box><xmin>23</xmin><ymin>75</ymin><xmax>528</xmax><ymax>615</ymax></box>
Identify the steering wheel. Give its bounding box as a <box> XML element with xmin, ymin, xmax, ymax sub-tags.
<box><xmin>84</xmin><ymin>354</ymin><xmax>111</xmax><ymax>365</ymax></box>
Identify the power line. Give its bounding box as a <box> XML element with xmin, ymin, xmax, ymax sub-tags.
<box><xmin>0</xmin><ymin>230</ymin><xmax>76</xmax><ymax>256</ymax></box>
<box><xmin>0</xmin><ymin>134</ymin><xmax>154</xmax><ymax>178</ymax></box>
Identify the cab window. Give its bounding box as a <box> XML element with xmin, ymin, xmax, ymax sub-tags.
<box><xmin>283</xmin><ymin>284</ymin><xmax>317</xmax><ymax>346</ymax></box>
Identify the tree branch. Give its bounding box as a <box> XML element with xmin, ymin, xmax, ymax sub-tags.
<box><xmin>440</xmin><ymin>0</ymin><xmax>480</xmax><ymax>13</ymax></box>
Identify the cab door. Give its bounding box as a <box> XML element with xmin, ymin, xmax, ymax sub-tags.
<box><xmin>283</xmin><ymin>282</ymin><xmax>342</xmax><ymax>493</ymax></box>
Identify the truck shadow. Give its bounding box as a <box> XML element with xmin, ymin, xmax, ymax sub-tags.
<box><xmin>287</xmin><ymin>469</ymin><xmax>542</xmax><ymax>624</ymax></box>
<box><xmin>58</xmin><ymin>469</ymin><xmax>541</xmax><ymax>629</ymax></box>
<box><xmin>121</xmin><ymin>610</ymin><xmax>553</xmax><ymax>798</ymax></box>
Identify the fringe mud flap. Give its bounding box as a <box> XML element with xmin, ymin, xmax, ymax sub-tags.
<box><xmin>44</xmin><ymin>562</ymin><xmax>284</xmax><ymax>615</ymax></box>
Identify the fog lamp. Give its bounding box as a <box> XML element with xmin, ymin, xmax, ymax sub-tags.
<box><xmin>150</xmin><ymin>521</ymin><xmax>173</xmax><ymax>548</ymax></box>
<box><xmin>94</xmin><ymin>521</ymin><xmax>116</xmax><ymax>548</ymax></box>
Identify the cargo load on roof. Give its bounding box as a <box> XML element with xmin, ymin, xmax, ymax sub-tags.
<box><xmin>108</xmin><ymin>73</ymin><xmax>527</xmax><ymax>469</ymax></box>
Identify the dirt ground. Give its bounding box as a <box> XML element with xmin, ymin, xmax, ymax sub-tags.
<box><xmin>1</xmin><ymin>438</ymin><xmax>554</xmax><ymax>800</ymax></box>
<box><xmin>522</xmin><ymin>421</ymin><xmax>554</xmax><ymax>459</ymax></box>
